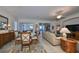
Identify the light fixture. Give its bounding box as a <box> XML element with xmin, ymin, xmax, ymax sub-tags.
<box><xmin>8</xmin><ymin>24</ymin><xmax>11</xmax><ymax>27</ymax></box>
<box><xmin>56</xmin><ymin>15</ymin><xmax>62</xmax><ymax>19</ymax></box>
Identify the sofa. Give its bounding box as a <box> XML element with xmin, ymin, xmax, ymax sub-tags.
<box><xmin>43</xmin><ymin>31</ymin><xmax>60</xmax><ymax>46</ymax></box>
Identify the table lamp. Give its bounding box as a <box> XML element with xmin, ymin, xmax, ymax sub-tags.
<box><xmin>60</xmin><ymin>27</ymin><xmax>71</xmax><ymax>38</ymax></box>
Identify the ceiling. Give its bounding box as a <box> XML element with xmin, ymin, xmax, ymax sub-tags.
<box><xmin>0</xmin><ymin>6</ymin><xmax>79</xmax><ymax>21</ymax></box>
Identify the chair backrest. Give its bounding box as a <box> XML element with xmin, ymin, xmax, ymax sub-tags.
<box><xmin>21</xmin><ymin>32</ymin><xmax>31</xmax><ymax>42</ymax></box>
<box><xmin>15</xmin><ymin>31</ymin><xmax>19</xmax><ymax>38</ymax></box>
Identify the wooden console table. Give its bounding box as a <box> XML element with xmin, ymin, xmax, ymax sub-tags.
<box><xmin>60</xmin><ymin>38</ymin><xmax>77</xmax><ymax>53</ymax></box>
<box><xmin>0</xmin><ymin>32</ymin><xmax>15</xmax><ymax>48</ymax></box>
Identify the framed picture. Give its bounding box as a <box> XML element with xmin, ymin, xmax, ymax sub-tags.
<box><xmin>52</xmin><ymin>25</ymin><xmax>54</xmax><ymax>29</ymax></box>
<box><xmin>0</xmin><ymin>15</ymin><xmax>8</xmax><ymax>30</ymax></box>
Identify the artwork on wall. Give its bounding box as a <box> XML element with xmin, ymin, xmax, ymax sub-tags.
<box><xmin>52</xmin><ymin>25</ymin><xmax>54</xmax><ymax>30</ymax></box>
<box><xmin>56</xmin><ymin>24</ymin><xmax>61</xmax><ymax>37</ymax></box>
<box><xmin>0</xmin><ymin>15</ymin><xmax>8</xmax><ymax>30</ymax></box>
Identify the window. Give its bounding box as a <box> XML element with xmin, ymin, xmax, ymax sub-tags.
<box><xmin>39</xmin><ymin>23</ymin><xmax>45</xmax><ymax>32</ymax></box>
<box><xmin>13</xmin><ymin>21</ymin><xmax>18</xmax><ymax>31</ymax></box>
<box><xmin>18</xmin><ymin>23</ymin><xmax>33</xmax><ymax>32</ymax></box>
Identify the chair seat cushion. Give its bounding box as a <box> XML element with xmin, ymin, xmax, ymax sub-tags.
<box><xmin>32</xmin><ymin>36</ymin><xmax>37</xmax><ymax>40</ymax></box>
<box><xmin>16</xmin><ymin>37</ymin><xmax>21</xmax><ymax>40</ymax></box>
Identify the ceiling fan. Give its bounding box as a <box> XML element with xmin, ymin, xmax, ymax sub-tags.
<box><xmin>49</xmin><ymin>10</ymin><xmax>65</xmax><ymax>21</ymax></box>
<box><xmin>56</xmin><ymin>15</ymin><xmax>65</xmax><ymax>20</ymax></box>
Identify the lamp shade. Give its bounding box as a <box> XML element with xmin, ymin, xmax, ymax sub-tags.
<box><xmin>8</xmin><ymin>24</ymin><xmax>11</xmax><ymax>27</ymax></box>
<box><xmin>60</xmin><ymin>27</ymin><xmax>71</xmax><ymax>33</ymax></box>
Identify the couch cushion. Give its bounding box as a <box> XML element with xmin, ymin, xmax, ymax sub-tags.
<box><xmin>43</xmin><ymin>31</ymin><xmax>60</xmax><ymax>45</ymax></box>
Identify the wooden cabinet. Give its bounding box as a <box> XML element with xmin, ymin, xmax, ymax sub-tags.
<box><xmin>0</xmin><ymin>35</ymin><xmax>4</xmax><ymax>47</ymax></box>
<box><xmin>73</xmin><ymin>32</ymin><xmax>79</xmax><ymax>40</ymax></box>
<box><xmin>69</xmin><ymin>32</ymin><xmax>79</xmax><ymax>40</ymax></box>
<box><xmin>0</xmin><ymin>32</ymin><xmax>15</xmax><ymax>48</ymax></box>
<box><xmin>60</xmin><ymin>38</ymin><xmax>77</xmax><ymax>53</ymax></box>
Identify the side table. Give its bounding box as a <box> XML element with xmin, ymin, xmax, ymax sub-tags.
<box><xmin>60</xmin><ymin>38</ymin><xmax>77</xmax><ymax>53</ymax></box>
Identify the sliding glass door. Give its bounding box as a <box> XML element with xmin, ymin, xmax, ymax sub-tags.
<box><xmin>39</xmin><ymin>23</ymin><xmax>50</xmax><ymax>32</ymax></box>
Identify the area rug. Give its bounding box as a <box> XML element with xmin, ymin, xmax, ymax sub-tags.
<box><xmin>8</xmin><ymin>40</ymin><xmax>46</xmax><ymax>53</ymax></box>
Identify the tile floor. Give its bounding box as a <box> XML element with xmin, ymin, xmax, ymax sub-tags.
<box><xmin>38</xmin><ymin>34</ymin><xmax>65</xmax><ymax>53</ymax></box>
<box><xmin>0</xmin><ymin>33</ymin><xmax>65</xmax><ymax>53</ymax></box>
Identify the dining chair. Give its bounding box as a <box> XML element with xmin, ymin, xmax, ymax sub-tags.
<box><xmin>21</xmin><ymin>32</ymin><xmax>32</xmax><ymax>51</ymax></box>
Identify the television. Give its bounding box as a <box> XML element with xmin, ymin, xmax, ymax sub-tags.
<box><xmin>66</xmin><ymin>24</ymin><xmax>79</xmax><ymax>32</ymax></box>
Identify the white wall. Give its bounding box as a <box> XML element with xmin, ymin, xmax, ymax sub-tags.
<box><xmin>64</xmin><ymin>18</ymin><xmax>79</xmax><ymax>25</ymax></box>
<box><xmin>18</xmin><ymin>19</ymin><xmax>54</xmax><ymax>23</ymax></box>
<box><xmin>0</xmin><ymin>8</ymin><xmax>15</xmax><ymax>30</ymax></box>
<box><xmin>59</xmin><ymin>13</ymin><xmax>79</xmax><ymax>27</ymax></box>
